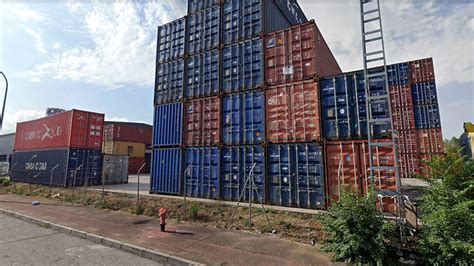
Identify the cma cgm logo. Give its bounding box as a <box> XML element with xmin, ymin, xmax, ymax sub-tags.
<box><xmin>23</xmin><ymin>124</ymin><xmax>62</xmax><ymax>141</ymax></box>
<box><xmin>25</xmin><ymin>162</ymin><xmax>47</xmax><ymax>171</ymax></box>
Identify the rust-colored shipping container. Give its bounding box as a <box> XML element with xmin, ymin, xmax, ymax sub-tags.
<box><xmin>266</xmin><ymin>80</ymin><xmax>321</xmax><ymax>143</ymax></box>
<box><xmin>417</xmin><ymin>128</ymin><xmax>444</xmax><ymax>154</ymax></box>
<box><xmin>104</xmin><ymin>122</ymin><xmax>152</xmax><ymax>144</ymax></box>
<box><xmin>14</xmin><ymin>109</ymin><xmax>104</xmax><ymax>151</ymax></box>
<box><xmin>390</xmin><ymin>84</ymin><xmax>416</xmax><ymax>131</ymax></box>
<box><xmin>390</xmin><ymin>84</ymin><xmax>413</xmax><ymax>108</ymax></box>
<box><xmin>184</xmin><ymin>96</ymin><xmax>221</xmax><ymax>146</ymax></box>
<box><xmin>397</xmin><ymin>130</ymin><xmax>419</xmax><ymax>155</ymax></box>
<box><xmin>409</xmin><ymin>58</ymin><xmax>435</xmax><ymax>83</ymax></box>
<box><xmin>325</xmin><ymin>139</ymin><xmax>398</xmax><ymax>213</ymax></box>
<box><xmin>398</xmin><ymin>152</ymin><xmax>420</xmax><ymax>178</ymax></box>
<box><xmin>264</xmin><ymin>21</ymin><xmax>341</xmax><ymax>86</ymax></box>
<box><xmin>128</xmin><ymin>156</ymin><xmax>147</xmax><ymax>174</ymax></box>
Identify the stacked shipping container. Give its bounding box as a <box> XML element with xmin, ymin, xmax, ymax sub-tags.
<box><xmin>151</xmin><ymin>1</ymin><xmax>444</xmax><ymax>212</ymax></box>
<box><xmin>11</xmin><ymin>110</ymin><xmax>104</xmax><ymax>187</ymax></box>
<box><xmin>103</xmin><ymin>122</ymin><xmax>152</xmax><ymax>174</ymax></box>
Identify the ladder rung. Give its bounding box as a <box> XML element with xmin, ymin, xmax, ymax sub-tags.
<box><xmin>371</xmin><ymin>166</ymin><xmax>398</xmax><ymax>171</ymax></box>
<box><xmin>366</xmin><ymin>72</ymin><xmax>385</xmax><ymax>78</ymax></box>
<box><xmin>365</xmin><ymin>36</ymin><xmax>382</xmax><ymax>43</ymax></box>
<box><xmin>366</xmin><ymin>57</ymin><xmax>385</xmax><ymax>63</ymax></box>
<box><xmin>375</xmin><ymin>189</ymin><xmax>399</xmax><ymax>197</ymax></box>
<box><xmin>369</xmin><ymin>118</ymin><xmax>391</xmax><ymax>124</ymax></box>
<box><xmin>370</xmin><ymin>141</ymin><xmax>395</xmax><ymax>147</ymax></box>
<box><xmin>363</xmin><ymin>9</ymin><xmax>379</xmax><ymax>16</ymax></box>
<box><xmin>364</xmin><ymin>29</ymin><xmax>382</xmax><ymax>36</ymax></box>
<box><xmin>364</xmin><ymin>17</ymin><xmax>380</xmax><ymax>23</ymax></box>
<box><xmin>368</xmin><ymin>95</ymin><xmax>388</xmax><ymax>101</ymax></box>
<box><xmin>365</xmin><ymin>50</ymin><xmax>384</xmax><ymax>56</ymax></box>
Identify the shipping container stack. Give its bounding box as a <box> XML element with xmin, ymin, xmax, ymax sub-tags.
<box><xmin>264</xmin><ymin>21</ymin><xmax>341</xmax><ymax>209</ymax></box>
<box><xmin>11</xmin><ymin>110</ymin><xmax>104</xmax><ymax>187</ymax></box>
<box><xmin>103</xmin><ymin>121</ymin><xmax>153</xmax><ymax>174</ymax></box>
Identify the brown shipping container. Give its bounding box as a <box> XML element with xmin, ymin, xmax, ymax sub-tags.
<box><xmin>409</xmin><ymin>58</ymin><xmax>435</xmax><ymax>83</ymax></box>
<box><xmin>325</xmin><ymin>139</ymin><xmax>398</xmax><ymax>213</ymax></box>
<box><xmin>14</xmin><ymin>109</ymin><xmax>104</xmax><ymax>151</ymax></box>
<box><xmin>266</xmin><ymin>80</ymin><xmax>321</xmax><ymax>143</ymax></box>
<box><xmin>264</xmin><ymin>21</ymin><xmax>341</xmax><ymax>86</ymax></box>
<box><xmin>128</xmin><ymin>157</ymin><xmax>147</xmax><ymax>174</ymax></box>
<box><xmin>104</xmin><ymin>122</ymin><xmax>152</xmax><ymax>144</ymax></box>
<box><xmin>390</xmin><ymin>84</ymin><xmax>416</xmax><ymax>131</ymax></box>
<box><xmin>398</xmin><ymin>152</ymin><xmax>420</xmax><ymax>178</ymax></box>
<box><xmin>397</xmin><ymin>130</ymin><xmax>419</xmax><ymax>155</ymax></box>
<box><xmin>102</xmin><ymin>141</ymin><xmax>146</xmax><ymax>157</ymax></box>
<box><xmin>417</xmin><ymin>128</ymin><xmax>444</xmax><ymax>154</ymax></box>
<box><xmin>184</xmin><ymin>96</ymin><xmax>220</xmax><ymax>146</ymax></box>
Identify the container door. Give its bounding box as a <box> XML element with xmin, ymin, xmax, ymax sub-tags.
<box><xmin>295</xmin><ymin>144</ymin><xmax>325</xmax><ymax>209</ymax></box>
<box><xmin>222</xmin><ymin>94</ymin><xmax>242</xmax><ymax>145</ymax></box>
<box><xmin>184</xmin><ymin>147</ymin><xmax>220</xmax><ymax>199</ymax></box>
<box><xmin>86</xmin><ymin>113</ymin><xmax>104</xmax><ymax>149</ymax></box>
<box><xmin>291</xmin><ymin>81</ymin><xmax>320</xmax><ymax>142</ymax></box>
<box><xmin>221</xmin><ymin>146</ymin><xmax>243</xmax><ymax>201</ymax></box>
<box><xmin>186</xmin><ymin>49</ymin><xmax>220</xmax><ymax>98</ymax></box>
<box><xmin>155</xmin><ymin>60</ymin><xmax>185</xmax><ymax>105</ymax></box>
<box><xmin>266</xmin><ymin>85</ymin><xmax>291</xmax><ymax>142</ymax></box>
<box><xmin>243</xmin><ymin>146</ymin><xmax>265</xmax><ymax>203</ymax></box>
<box><xmin>244</xmin><ymin>91</ymin><xmax>265</xmax><ymax>144</ymax></box>
<box><xmin>70</xmin><ymin>111</ymin><xmax>89</xmax><ymax>148</ymax></box>
<box><xmin>150</xmin><ymin>148</ymin><xmax>182</xmax><ymax>195</ymax></box>
<box><xmin>268</xmin><ymin>144</ymin><xmax>292</xmax><ymax>206</ymax></box>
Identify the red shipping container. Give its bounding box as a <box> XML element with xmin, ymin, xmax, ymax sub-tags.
<box><xmin>184</xmin><ymin>96</ymin><xmax>220</xmax><ymax>146</ymax></box>
<box><xmin>389</xmin><ymin>84</ymin><xmax>413</xmax><ymax>108</ymax></box>
<box><xmin>104</xmin><ymin>122</ymin><xmax>152</xmax><ymax>144</ymax></box>
<box><xmin>417</xmin><ymin>128</ymin><xmax>444</xmax><ymax>154</ymax></box>
<box><xmin>264</xmin><ymin>21</ymin><xmax>341</xmax><ymax>86</ymax></box>
<box><xmin>128</xmin><ymin>157</ymin><xmax>147</xmax><ymax>174</ymax></box>
<box><xmin>325</xmin><ymin>139</ymin><xmax>398</xmax><ymax>213</ymax></box>
<box><xmin>409</xmin><ymin>58</ymin><xmax>435</xmax><ymax>83</ymax></box>
<box><xmin>266</xmin><ymin>80</ymin><xmax>321</xmax><ymax>143</ymax></box>
<box><xmin>396</xmin><ymin>130</ymin><xmax>419</xmax><ymax>155</ymax></box>
<box><xmin>398</xmin><ymin>152</ymin><xmax>420</xmax><ymax>178</ymax></box>
<box><xmin>14</xmin><ymin>109</ymin><xmax>104</xmax><ymax>151</ymax></box>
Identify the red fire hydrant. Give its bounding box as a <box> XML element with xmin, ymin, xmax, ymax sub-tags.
<box><xmin>159</xmin><ymin>208</ymin><xmax>167</xmax><ymax>232</ymax></box>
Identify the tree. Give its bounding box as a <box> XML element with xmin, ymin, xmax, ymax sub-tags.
<box><xmin>319</xmin><ymin>190</ymin><xmax>394</xmax><ymax>264</ymax></box>
<box><xmin>417</xmin><ymin>149</ymin><xmax>474</xmax><ymax>264</ymax></box>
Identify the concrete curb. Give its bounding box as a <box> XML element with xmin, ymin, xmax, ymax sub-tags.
<box><xmin>0</xmin><ymin>208</ymin><xmax>202</xmax><ymax>265</ymax></box>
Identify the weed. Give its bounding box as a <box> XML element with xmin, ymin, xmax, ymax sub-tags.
<box><xmin>190</xmin><ymin>202</ymin><xmax>199</xmax><ymax>220</ymax></box>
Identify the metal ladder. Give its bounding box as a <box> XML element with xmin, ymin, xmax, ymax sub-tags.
<box><xmin>359</xmin><ymin>0</ymin><xmax>405</xmax><ymax>241</ymax></box>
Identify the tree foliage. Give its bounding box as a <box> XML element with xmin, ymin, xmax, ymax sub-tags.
<box><xmin>418</xmin><ymin>149</ymin><xmax>474</xmax><ymax>264</ymax></box>
<box><xmin>319</xmin><ymin>190</ymin><xmax>394</xmax><ymax>264</ymax></box>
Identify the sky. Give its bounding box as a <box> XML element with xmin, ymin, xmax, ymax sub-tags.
<box><xmin>0</xmin><ymin>0</ymin><xmax>472</xmax><ymax>139</ymax></box>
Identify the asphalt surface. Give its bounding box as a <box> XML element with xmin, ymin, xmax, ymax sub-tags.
<box><xmin>0</xmin><ymin>214</ymin><xmax>159</xmax><ymax>265</ymax></box>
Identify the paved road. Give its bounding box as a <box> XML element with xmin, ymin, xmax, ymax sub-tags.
<box><xmin>0</xmin><ymin>214</ymin><xmax>158</xmax><ymax>265</ymax></box>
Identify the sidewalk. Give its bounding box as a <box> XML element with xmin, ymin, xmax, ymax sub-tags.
<box><xmin>0</xmin><ymin>193</ymin><xmax>337</xmax><ymax>265</ymax></box>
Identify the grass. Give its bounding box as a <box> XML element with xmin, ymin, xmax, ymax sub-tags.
<box><xmin>2</xmin><ymin>182</ymin><xmax>323</xmax><ymax>244</ymax></box>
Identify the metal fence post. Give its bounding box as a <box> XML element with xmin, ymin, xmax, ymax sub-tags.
<box><xmin>101</xmin><ymin>163</ymin><xmax>112</xmax><ymax>203</ymax></box>
<box><xmin>10</xmin><ymin>162</ymin><xmax>17</xmax><ymax>192</ymax></box>
<box><xmin>49</xmin><ymin>164</ymin><xmax>59</xmax><ymax>196</ymax></box>
<box><xmin>72</xmin><ymin>164</ymin><xmax>83</xmax><ymax>199</ymax></box>
<box><xmin>28</xmin><ymin>155</ymin><xmax>38</xmax><ymax>193</ymax></box>
<box><xmin>136</xmin><ymin>163</ymin><xmax>146</xmax><ymax>205</ymax></box>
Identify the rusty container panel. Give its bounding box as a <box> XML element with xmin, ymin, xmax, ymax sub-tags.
<box><xmin>399</xmin><ymin>152</ymin><xmax>419</xmax><ymax>178</ymax></box>
<box><xmin>184</xmin><ymin>97</ymin><xmax>221</xmax><ymax>146</ymax></box>
<box><xmin>397</xmin><ymin>130</ymin><xmax>419</xmax><ymax>155</ymax></box>
<box><xmin>266</xmin><ymin>80</ymin><xmax>321</xmax><ymax>143</ymax></box>
<box><xmin>417</xmin><ymin>128</ymin><xmax>444</xmax><ymax>154</ymax></box>
<box><xmin>325</xmin><ymin>140</ymin><xmax>397</xmax><ymax>213</ymax></box>
<box><xmin>264</xmin><ymin>21</ymin><xmax>341</xmax><ymax>86</ymax></box>
<box><xmin>409</xmin><ymin>58</ymin><xmax>435</xmax><ymax>83</ymax></box>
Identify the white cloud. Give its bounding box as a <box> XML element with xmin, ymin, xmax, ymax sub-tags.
<box><xmin>28</xmin><ymin>1</ymin><xmax>186</xmax><ymax>89</ymax></box>
<box><xmin>107</xmin><ymin>117</ymin><xmax>129</xmax><ymax>122</ymax></box>
<box><xmin>20</xmin><ymin>24</ymin><xmax>47</xmax><ymax>54</ymax></box>
<box><xmin>2</xmin><ymin>110</ymin><xmax>44</xmax><ymax>134</ymax></box>
<box><xmin>51</xmin><ymin>42</ymin><xmax>61</xmax><ymax>49</ymax></box>
<box><xmin>14</xmin><ymin>7</ymin><xmax>46</xmax><ymax>22</ymax></box>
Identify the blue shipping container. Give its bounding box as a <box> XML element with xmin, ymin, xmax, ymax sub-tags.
<box><xmin>187</xmin><ymin>6</ymin><xmax>220</xmax><ymax>55</ymax></box>
<box><xmin>320</xmin><ymin>71</ymin><xmax>391</xmax><ymax>139</ymax></box>
<box><xmin>188</xmin><ymin>0</ymin><xmax>219</xmax><ymax>14</ymax></box>
<box><xmin>412</xmin><ymin>81</ymin><xmax>438</xmax><ymax>106</ymax></box>
<box><xmin>414</xmin><ymin>105</ymin><xmax>441</xmax><ymax>128</ymax></box>
<box><xmin>150</xmin><ymin>148</ymin><xmax>182</xmax><ymax>194</ymax></box>
<box><xmin>11</xmin><ymin>148</ymin><xmax>102</xmax><ymax>187</ymax></box>
<box><xmin>267</xmin><ymin>143</ymin><xmax>325</xmax><ymax>209</ymax></box>
<box><xmin>186</xmin><ymin>49</ymin><xmax>220</xmax><ymax>98</ymax></box>
<box><xmin>157</xmin><ymin>17</ymin><xmax>186</xmax><ymax>63</ymax></box>
<box><xmin>222</xmin><ymin>38</ymin><xmax>263</xmax><ymax>93</ymax></box>
<box><xmin>222</xmin><ymin>0</ymin><xmax>306</xmax><ymax>44</ymax></box>
<box><xmin>221</xmin><ymin>145</ymin><xmax>265</xmax><ymax>202</ymax></box>
<box><xmin>387</xmin><ymin>62</ymin><xmax>409</xmax><ymax>86</ymax></box>
<box><xmin>184</xmin><ymin>147</ymin><xmax>220</xmax><ymax>199</ymax></box>
<box><xmin>155</xmin><ymin>59</ymin><xmax>185</xmax><ymax>105</ymax></box>
<box><xmin>153</xmin><ymin>103</ymin><xmax>183</xmax><ymax>147</ymax></box>
<box><xmin>222</xmin><ymin>91</ymin><xmax>265</xmax><ymax>144</ymax></box>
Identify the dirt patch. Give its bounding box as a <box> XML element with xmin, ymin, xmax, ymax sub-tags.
<box><xmin>2</xmin><ymin>183</ymin><xmax>324</xmax><ymax>245</ymax></box>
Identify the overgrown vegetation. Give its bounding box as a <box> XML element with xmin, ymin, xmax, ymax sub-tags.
<box><xmin>0</xmin><ymin>177</ymin><xmax>11</xmax><ymax>187</ymax></box>
<box><xmin>318</xmin><ymin>190</ymin><xmax>395</xmax><ymax>264</ymax></box>
<box><xmin>416</xmin><ymin>146</ymin><xmax>474</xmax><ymax>265</ymax></box>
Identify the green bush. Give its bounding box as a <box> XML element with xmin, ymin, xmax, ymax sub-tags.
<box><xmin>190</xmin><ymin>202</ymin><xmax>199</xmax><ymax>220</ymax></box>
<box><xmin>417</xmin><ymin>149</ymin><xmax>474</xmax><ymax>264</ymax></box>
<box><xmin>2</xmin><ymin>178</ymin><xmax>11</xmax><ymax>187</ymax></box>
<box><xmin>319</xmin><ymin>190</ymin><xmax>394</xmax><ymax>264</ymax></box>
